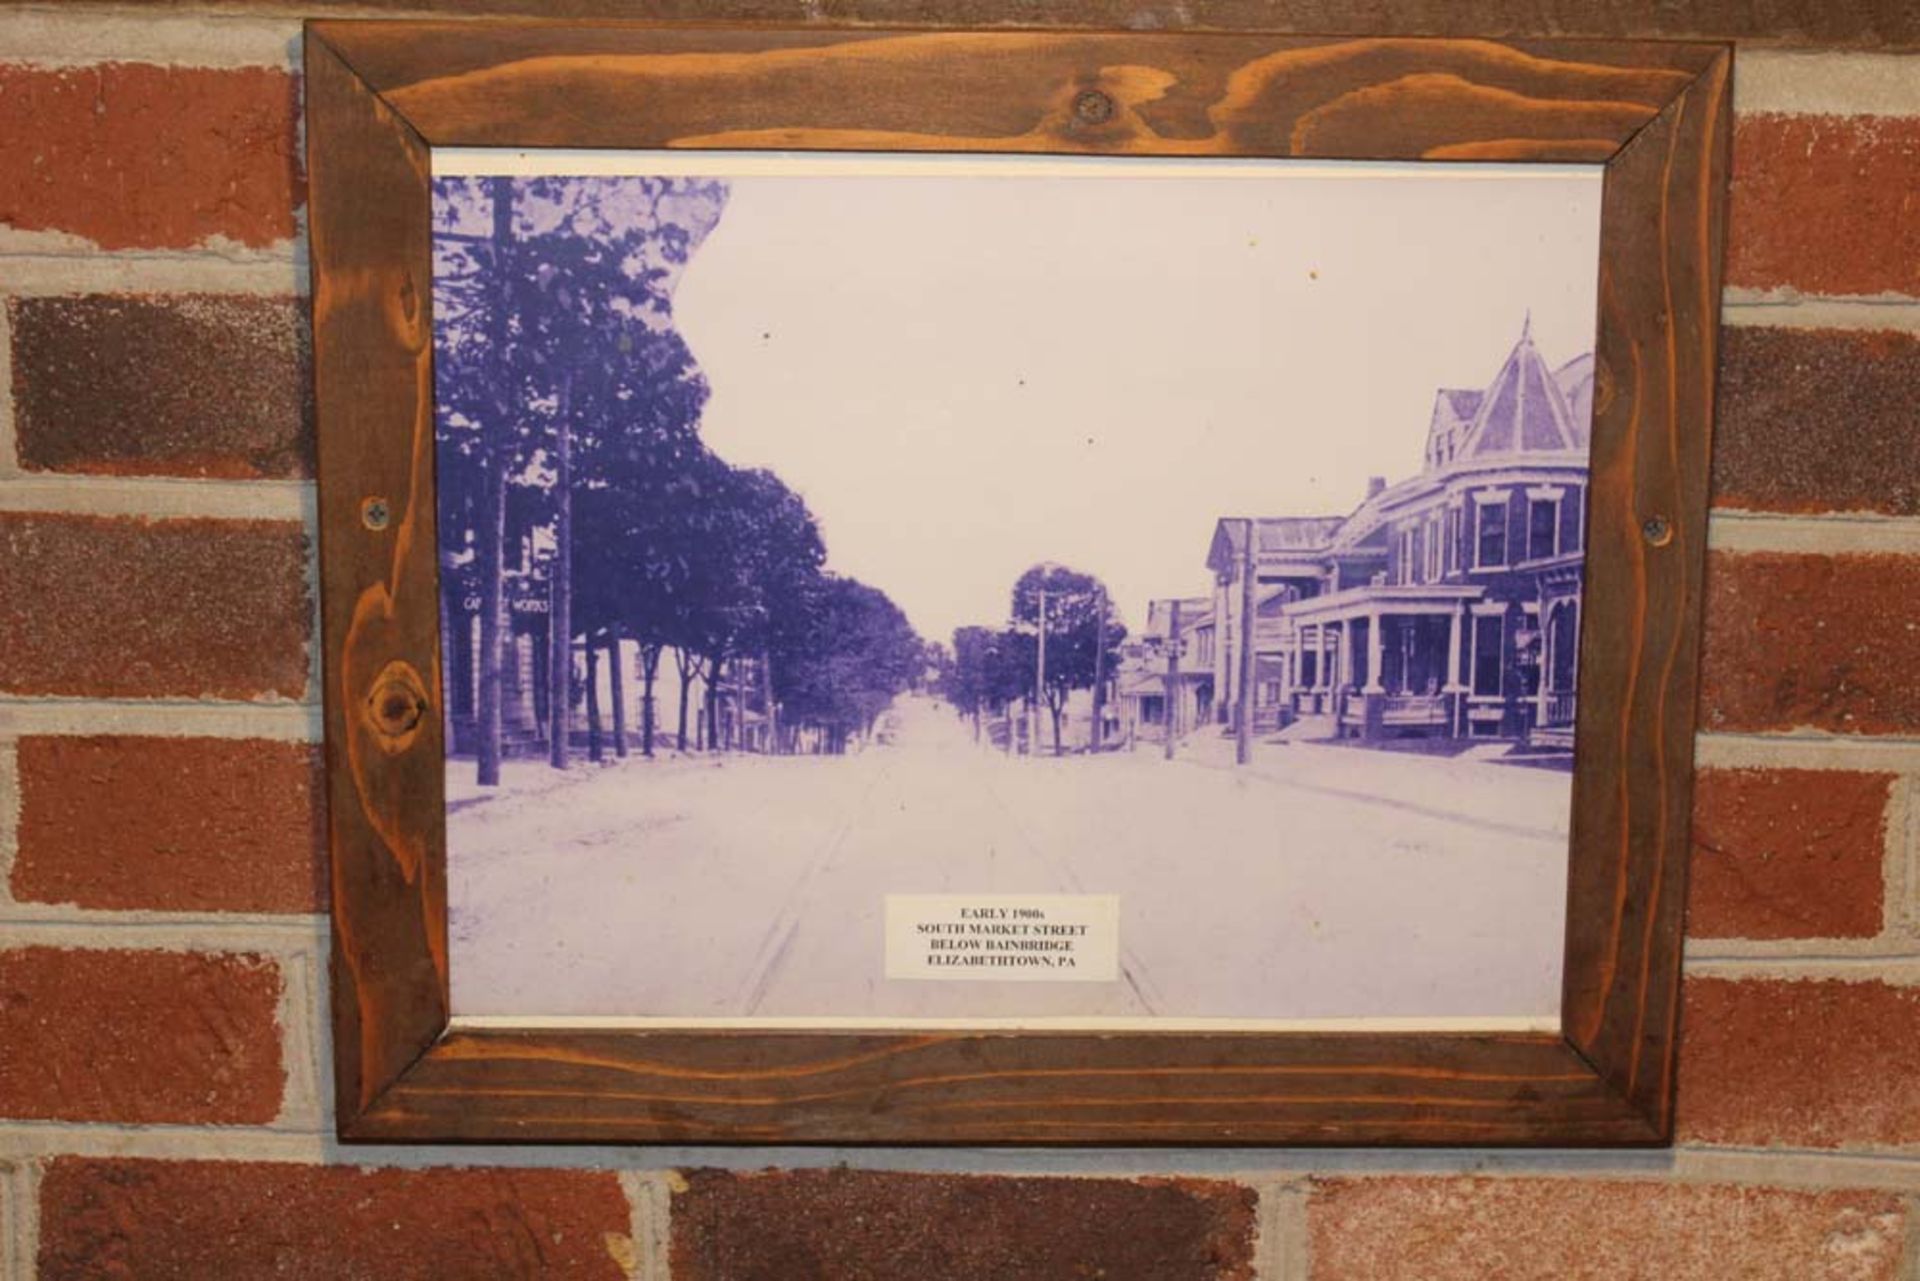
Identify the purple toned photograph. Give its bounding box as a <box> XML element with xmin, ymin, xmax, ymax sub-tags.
<box><xmin>431</xmin><ymin>154</ymin><xmax>1601</xmax><ymax>1028</ymax></box>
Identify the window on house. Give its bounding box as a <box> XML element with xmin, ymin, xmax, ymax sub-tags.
<box><xmin>1444</xmin><ymin>507</ymin><xmax>1458</xmax><ymax>574</ymax></box>
<box><xmin>1529</xmin><ymin>497</ymin><xmax>1559</xmax><ymax>561</ymax></box>
<box><xmin>1472</xmin><ymin>615</ymin><xmax>1504</xmax><ymax>695</ymax></box>
<box><xmin>1426</xmin><ymin>516</ymin><xmax>1442</xmax><ymax>581</ymax></box>
<box><xmin>1475</xmin><ymin>499</ymin><xmax>1507</xmax><ymax>568</ymax></box>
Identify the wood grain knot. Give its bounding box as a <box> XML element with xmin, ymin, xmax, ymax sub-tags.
<box><xmin>363</xmin><ymin>660</ymin><xmax>431</xmax><ymax>754</ymax></box>
<box><xmin>1073</xmin><ymin>89</ymin><xmax>1116</xmax><ymax>125</ymax></box>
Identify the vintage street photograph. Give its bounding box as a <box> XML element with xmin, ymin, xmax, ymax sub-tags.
<box><xmin>432</xmin><ymin>153</ymin><xmax>1602</xmax><ymax>1025</ymax></box>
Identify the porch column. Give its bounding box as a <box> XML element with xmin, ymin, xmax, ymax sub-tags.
<box><xmin>1535</xmin><ymin>609</ymin><xmax>1551</xmax><ymax>728</ymax></box>
<box><xmin>1444</xmin><ymin>608</ymin><xmax>1467</xmax><ymax>692</ymax></box>
<box><xmin>1364</xmin><ymin>611</ymin><xmax>1385</xmax><ymax>693</ymax></box>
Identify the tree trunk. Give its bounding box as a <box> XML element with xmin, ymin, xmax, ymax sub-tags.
<box><xmin>1050</xmin><ymin>699</ymin><xmax>1064</xmax><ymax>755</ymax></box>
<box><xmin>585</xmin><ymin>638</ymin><xmax>603</xmax><ymax>763</ymax></box>
<box><xmin>1091</xmin><ymin>585</ymin><xmax>1107</xmax><ymax>752</ymax></box>
<box><xmin>608</xmin><ymin>633</ymin><xmax>627</xmax><ymax>757</ymax></box>
<box><xmin>762</xmin><ymin>647</ymin><xmax>777</xmax><ymax>755</ymax></box>
<box><xmin>438</xmin><ymin>562</ymin><xmax>457</xmax><ymax>745</ymax></box>
<box><xmin>475</xmin><ymin>465</ymin><xmax>507</xmax><ymax>787</ymax></box>
<box><xmin>546</xmin><ymin>372</ymin><xmax>574</xmax><ymax>771</ymax></box>
<box><xmin>476</xmin><ymin>175</ymin><xmax>515</xmax><ymax>789</ymax></box>
<box><xmin>640</xmin><ymin>644</ymin><xmax>661</xmax><ymax>758</ymax></box>
<box><xmin>674</xmin><ymin>650</ymin><xmax>697</xmax><ymax>752</ymax></box>
<box><xmin>706</xmin><ymin>653</ymin><xmax>724</xmax><ymax>752</ymax></box>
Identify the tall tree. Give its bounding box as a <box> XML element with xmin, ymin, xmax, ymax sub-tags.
<box><xmin>778</xmin><ymin>577</ymin><xmax>923</xmax><ymax>754</ymax></box>
<box><xmin>944</xmin><ymin>627</ymin><xmax>995</xmax><ymax>740</ymax></box>
<box><xmin>432</xmin><ymin>174</ymin><xmax>727</xmax><ymax>780</ymax></box>
<box><xmin>1010</xmin><ymin>564</ymin><xmax>1128</xmax><ymax>755</ymax></box>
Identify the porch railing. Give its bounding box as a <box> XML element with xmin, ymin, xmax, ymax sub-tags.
<box><xmin>1544</xmin><ymin>690</ymin><xmax>1578</xmax><ymax>727</ymax></box>
<box><xmin>1379</xmin><ymin>694</ymin><xmax>1450</xmax><ymax>725</ymax></box>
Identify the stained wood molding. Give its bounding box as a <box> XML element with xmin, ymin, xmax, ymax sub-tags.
<box><xmin>308</xmin><ymin>21</ymin><xmax>1729</xmax><ymax>1144</ymax></box>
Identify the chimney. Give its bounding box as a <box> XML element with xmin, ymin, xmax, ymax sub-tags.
<box><xmin>1366</xmin><ymin>476</ymin><xmax>1386</xmax><ymax>499</ymax></box>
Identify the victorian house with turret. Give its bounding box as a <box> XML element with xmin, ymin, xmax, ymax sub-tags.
<box><xmin>1189</xmin><ymin>320</ymin><xmax>1590</xmax><ymax>751</ymax></box>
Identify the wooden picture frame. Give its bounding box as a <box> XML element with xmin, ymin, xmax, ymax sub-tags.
<box><xmin>306</xmin><ymin>20</ymin><xmax>1729</xmax><ymax>1145</ymax></box>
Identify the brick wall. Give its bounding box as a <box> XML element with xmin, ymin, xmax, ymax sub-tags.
<box><xmin>0</xmin><ymin>9</ymin><xmax>1916</xmax><ymax>1279</ymax></box>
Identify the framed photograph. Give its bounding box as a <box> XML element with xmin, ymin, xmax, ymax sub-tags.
<box><xmin>308</xmin><ymin>22</ymin><xmax>1730</xmax><ymax>1144</ymax></box>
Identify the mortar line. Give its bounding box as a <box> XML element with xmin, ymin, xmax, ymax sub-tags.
<box><xmin>0</xmin><ymin>238</ymin><xmax>304</xmax><ymax>282</ymax></box>
<box><xmin>1733</xmin><ymin>49</ymin><xmax>1920</xmax><ymax>117</ymax></box>
<box><xmin>0</xmin><ymin>742</ymin><xmax>17</xmax><ymax>910</ymax></box>
<box><xmin>1683</xmin><ymin>954</ymin><xmax>1920</xmax><ymax>978</ymax></box>
<box><xmin>0</xmin><ymin>1155</ymin><xmax>18</xmax><ymax>1281</ymax></box>
<box><xmin>0</xmin><ymin>299</ymin><xmax>18</xmax><ymax>478</ymax></box>
<box><xmin>8</xmin><ymin>1127</ymin><xmax>1920</xmax><ymax>1184</ymax></box>
<box><xmin>621</xmin><ymin>1170</ymin><xmax>675</xmax><ymax>1281</ymax></box>
<box><xmin>0</xmin><ymin>698</ymin><xmax>321</xmax><ymax>741</ymax></box>
<box><xmin>1707</xmin><ymin>510</ymin><xmax>1920</xmax><ymax>556</ymax></box>
<box><xmin>273</xmin><ymin>945</ymin><xmax>325</xmax><ymax>1135</ymax></box>
<box><xmin>1903</xmin><ymin>774</ymin><xmax>1920</xmax><ymax>941</ymax></box>
<box><xmin>0</xmin><ymin>912</ymin><xmax>325</xmax><ymax>957</ymax></box>
<box><xmin>0</xmin><ymin>8</ymin><xmax>301</xmax><ymax>70</ymax></box>
<box><xmin>0</xmin><ymin>474</ymin><xmax>311</xmax><ymax>521</ymax></box>
<box><xmin>304</xmin><ymin>538</ymin><xmax>325</xmax><ymax>725</ymax></box>
<box><xmin>1683</xmin><ymin>935</ymin><xmax>1920</xmax><ymax>962</ymax></box>
<box><xmin>1250</xmin><ymin>1177</ymin><xmax>1310</xmax><ymax>1281</ymax></box>
<box><xmin>9</xmin><ymin>1160</ymin><xmax>38</xmax><ymax>1281</ymax></box>
<box><xmin>1696</xmin><ymin>734</ymin><xmax>1920</xmax><ymax>773</ymax></box>
<box><xmin>1721</xmin><ymin>294</ymin><xmax>1920</xmax><ymax>331</ymax></box>
<box><xmin>1902</xmin><ymin>1192</ymin><xmax>1920</xmax><ymax>1281</ymax></box>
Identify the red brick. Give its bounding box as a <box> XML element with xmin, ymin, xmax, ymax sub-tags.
<box><xmin>12</xmin><ymin>736</ymin><xmax>325</xmax><ymax>914</ymax></box>
<box><xmin>1699</xmin><ymin>552</ymin><xmax>1920</xmax><ymax>736</ymax></box>
<box><xmin>1688</xmin><ymin>768</ymin><xmax>1892</xmax><ymax>940</ymax></box>
<box><xmin>1714</xmin><ymin>327</ymin><xmax>1920</xmax><ymax>517</ymax></box>
<box><xmin>0</xmin><ymin>948</ymin><xmax>282</xmax><ymax>1124</ymax></box>
<box><xmin>1729</xmin><ymin>114</ymin><xmax>1920</xmax><ymax>298</ymax></box>
<box><xmin>37</xmin><ymin>1159</ymin><xmax>630</xmax><ymax>1280</ymax></box>
<box><xmin>672</xmin><ymin>1169</ymin><xmax>1256</xmax><ymax>1281</ymax></box>
<box><xmin>0</xmin><ymin>513</ymin><xmax>310</xmax><ymax>700</ymax></box>
<box><xmin>1309</xmin><ymin>1177</ymin><xmax>1905</xmax><ymax>1280</ymax></box>
<box><xmin>11</xmin><ymin>295</ymin><xmax>313</xmax><ymax>480</ymax></box>
<box><xmin>0</xmin><ymin>63</ymin><xmax>299</xmax><ymax>251</ymax></box>
<box><xmin>1679</xmin><ymin>978</ymin><xmax>1920</xmax><ymax>1149</ymax></box>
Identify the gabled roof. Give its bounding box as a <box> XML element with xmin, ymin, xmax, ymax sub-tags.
<box><xmin>1423</xmin><ymin>387</ymin><xmax>1483</xmax><ymax>467</ymax></box>
<box><xmin>1207</xmin><ymin>515</ymin><xmax>1347</xmax><ymax>571</ymax></box>
<box><xmin>1457</xmin><ymin>317</ymin><xmax>1587</xmax><ymax>457</ymax></box>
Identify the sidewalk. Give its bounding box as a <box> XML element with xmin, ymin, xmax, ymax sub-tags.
<box><xmin>444</xmin><ymin>747</ymin><xmax>735</xmax><ymax>815</ymax></box>
<box><xmin>1165</xmin><ymin>725</ymin><xmax>1571</xmax><ymax>841</ymax></box>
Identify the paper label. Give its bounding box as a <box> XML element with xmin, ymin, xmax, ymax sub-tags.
<box><xmin>885</xmin><ymin>894</ymin><xmax>1119</xmax><ymax>982</ymax></box>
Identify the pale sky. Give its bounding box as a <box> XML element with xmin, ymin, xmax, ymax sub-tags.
<box><xmin>442</xmin><ymin>152</ymin><xmax>1602</xmax><ymax>646</ymax></box>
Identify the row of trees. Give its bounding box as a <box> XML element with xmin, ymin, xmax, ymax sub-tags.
<box><xmin>939</xmin><ymin>564</ymin><xmax>1126</xmax><ymax>754</ymax></box>
<box><xmin>434</xmin><ymin>175</ymin><xmax>922</xmax><ymax>784</ymax></box>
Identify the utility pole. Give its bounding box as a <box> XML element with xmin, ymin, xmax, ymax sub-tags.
<box><xmin>1164</xmin><ymin>599</ymin><xmax>1182</xmax><ymax>762</ymax></box>
<box><xmin>1033</xmin><ymin>584</ymin><xmax>1047</xmax><ymax>759</ymax></box>
<box><xmin>547</xmin><ymin>369</ymin><xmax>574</xmax><ymax>771</ymax></box>
<box><xmin>1236</xmin><ymin>517</ymin><xmax>1256</xmax><ymax>766</ymax></box>
<box><xmin>1090</xmin><ymin>583</ymin><xmax>1107</xmax><ymax>752</ymax></box>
